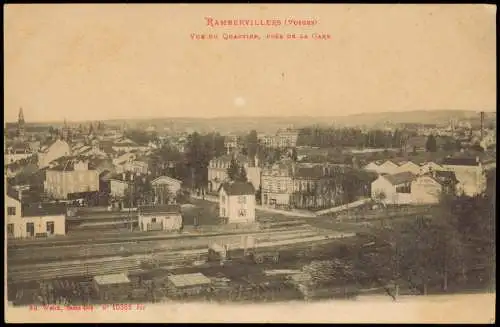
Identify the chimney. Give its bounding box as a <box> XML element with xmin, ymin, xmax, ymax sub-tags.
<box><xmin>122</xmin><ymin>172</ymin><xmax>126</xmax><ymax>180</ymax></box>
<box><xmin>18</xmin><ymin>189</ymin><xmax>23</xmax><ymax>202</ymax></box>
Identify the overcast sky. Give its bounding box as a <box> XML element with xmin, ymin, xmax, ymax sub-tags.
<box><xmin>4</xmin><ymin>4</ymin><xmax>497</xmax><ymax>123</ymax></box>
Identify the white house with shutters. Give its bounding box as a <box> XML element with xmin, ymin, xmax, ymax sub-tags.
<box><xmin>218</xmin><ymin>181</ymin><xmax>256</xmax><ymax>224</ymax></box>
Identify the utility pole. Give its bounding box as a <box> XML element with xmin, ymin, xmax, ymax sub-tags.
<box><xmin>129</xmin><ymin>182</ymin><xmax>133</xmax><ymax>232</ymax></box>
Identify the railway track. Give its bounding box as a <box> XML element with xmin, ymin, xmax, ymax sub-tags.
<box><xmin>8</xmin><ymin>249</ymin><xmax>207</xmax><ymax>283</ymax></box>
<box><xmin>7</xmin><ymin>230</ymin><xmax>342</xmax><ymax>283</ymax></box>
<box><xmin>7</xmin><ymin>221</ymin><xmax>311</xmax><ymax>249</ymax></box>
<box><xmin>8</xmin><ymin>227</ymin><xmax>320</xmax><ymax>265</ymax></box>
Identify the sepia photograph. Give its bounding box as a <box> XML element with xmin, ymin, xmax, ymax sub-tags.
<box><xmin>4</xmin><ymin>3</ymin><xmax>496</xmax><ymax>323</ymax></box>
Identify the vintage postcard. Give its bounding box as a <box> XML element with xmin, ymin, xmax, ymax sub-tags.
<box><xmin>4</xmin><ymin>3</ymin><xmax>496</xmax><ymax>323</ymax></box>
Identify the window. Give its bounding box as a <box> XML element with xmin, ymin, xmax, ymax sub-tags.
<box><xmin>221</xmin><ymin>196</ymin><xmax>226</xmax><ymax>204</ymax></box>
<box><xmin>239</xmin><ymin>209</ymin><xmax>247</xmax><ymax>217</ymax></box>
<box><xmin>238</xmin><ymin>196</ymin><xmax>246</xmax><ymax>204</ymax></box>
<box><xmin>221</xmin><ymin>208</ymin><xmax>226</xmax><ymax>216</ymax></box>
<box><xmin>7</xmin><ymin>224</ymin><xmax>14</xmax><ymax>236</ymax></box>
<box><xmin>151</xmin><ymin>217</ymin><xmax>157</xmax><ymax>223</ymax></box>
<box><xmin>7</xmin><ymin>207</ymin><xmax>16</xmax><ymax>216</ymax></box>
<box><xmin>26</xmin><ymin>222</ymin><xmax>35</xmax><ymax>237</ymax></box>
<box><xmin>46</xmin><ymin>221</ymin><xmax>55</xmax><ymax>234</ymax></box>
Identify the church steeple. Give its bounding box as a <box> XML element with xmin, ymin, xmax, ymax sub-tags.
<box><xmin>17</xmin><ymin>107</ymin><xmax>25</xmax><ymax>138</ymax></box>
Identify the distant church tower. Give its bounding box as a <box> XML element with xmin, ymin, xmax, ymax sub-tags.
<box><xmin>17</xmin><ymin>107</ymin><xmax>25</xmax><ymax>138</ymax></box>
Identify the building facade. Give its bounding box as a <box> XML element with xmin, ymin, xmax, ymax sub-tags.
<box><xmin>151</xmin><ymin>176</ymin><xmax>183</xmax><ymax>204</ymax></box>
<box><xmin>6</xmin><ymin>194</ymin><xmax>66</xmax><ymax>239</ymax></box>
<box><xmin>207</xmin><ymin>154</ymin><xmax>254</xmax><ymax>193</ymax></box>
<box><xmin>44</xmin><ymin>159</ymin><xmax>100</xmax><ymax>199</ymax></box>
<box><xmin>138</xmin><ymin>204</ymin><xmax>183</xmax><ymax>232</ymax></box>
<box><xmin>411</xmin><ymin>171</ymin><xmax>458</xmax><ymax>204</ymax></box>
<box><xmin>371</xmin><ymin>172</ymin><xmax>416</xmax><ymax>205</ymax></box>
<box><xmin>441</xmin><ymin>157</ymin><xmax>487</xmax><ymax>197</ymax></box>
<box><xmin>261</xmin><ymin>161</ymin><xmax>295</xmax><ymax>207</ymax></box>
<box><xmin>219</xmin><ymin>182</ymin><xmax>256</xmax><ymax>224</ymax></box>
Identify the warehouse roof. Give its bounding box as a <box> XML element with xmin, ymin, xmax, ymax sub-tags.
<box><xmin>94</xmin><ymin>273</ymin><xmax>130</xmax><ymax>286</ymax></box>
<box><xmin>167</xmin><ymin>273</ymin><xmax>211</xmax><ymax>288</ymax></box>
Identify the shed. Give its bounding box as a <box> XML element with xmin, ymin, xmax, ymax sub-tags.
<box><xmin>166</xmin><ymin>273</ymin><xmax>212</xmax><ymax>297</ymax></box>
<box><xmin>93</xmin><ymin>273</ymin><xmax>131</xmax><ymax>301</ymax></box>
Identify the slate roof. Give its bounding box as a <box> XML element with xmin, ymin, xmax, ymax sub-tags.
<box><xmin>6</xmin><ymin>187</ymin><xmax>20</xmax><ymax>201</ymax></box>
<box><xmin>21</xmin><ymin>202</ymin><xmax>67</xmax><ymax>217</ymax></box>
<box><xmin>219</xmin><ymin>181</ymin><xmax>256</xmax><ymax>196</ymax></box>
<box><xmin>383</xmin><ymin>171</ymin><xmax>417</xmax><ymax>185</ymax></box>
<box><xmin>138</xmin><ymin>204</ymin><xmax>181</xmax><ymax>215</ymax></box>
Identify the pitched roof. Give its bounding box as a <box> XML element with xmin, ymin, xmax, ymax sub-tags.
<box><xmin>49</xmin><ymin>157</ymin><xmax>90</xmax><ymax>171</ymax></box>
<box><xmin>219</xmin><ymin>181</ymin><xmax>255</xmax><ymax>196</ymax></box>
<box><xmin>138</xmin><ymin>204</ymin><xmax>181</xmax><ymax>215</ymax></box>
<box><xmin>6</xmin><ymin>187</ymin><xmax>21</xmax><ymax>201</ymax></box>
<box><xmin>21</xmin><ymin>202</ymin><xmax>67</xmax><ymax>217</ymax></box>
<box><xmin>382</xmin><ymin>171</ymin><xmax>417</xmax><ymax>185</ymax></box>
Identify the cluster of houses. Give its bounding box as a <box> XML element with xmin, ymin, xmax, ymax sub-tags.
<box><xmin>5</xmin><ymin>115</ymin><xmax>188</xmax><ymax>239</ymax></box>
<box><xmin>366</xmin><ymin>155</ymin><xmax>493</xmax><ymax>205</ymax></box>
<box><xmin>208</xmin><ymin>152</ymin><xmax>362</xmax><ymax>211</ymax></box>
<box><xmin>257</xmin><ymin>128</ymin><xmax>300</xmax><ymax>149</ymax></box>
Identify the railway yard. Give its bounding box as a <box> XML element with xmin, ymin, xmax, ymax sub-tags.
<box><xmin>7</xmin><ymin>200</ymin><xmax>434</xmax><ymax>306</ymax></box>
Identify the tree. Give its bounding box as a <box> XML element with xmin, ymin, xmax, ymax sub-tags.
<box><xmin>245</xmin><ymin>130</ymin><xmax>259</xmax><ymax>159</ymax></box>
<box><xmin>255</xmin><ymin>186</ymin><xmax>262</xmax><ymax>205</ymax></box>
<box><xmin>227</xmin><ymin>158</ymin><xmax>247</xmax><ymax>182</ymax></box>
<box><xmin>227</xmin><ymin>158</ymin><xmax>240</xmax><ymax>181</ymax></box>
<box><xmin>426</xmin><ymin>135</ymin><xmax>437</xmax><ymax>152</ymax></box>
<box><xmin>237</xmin><ymin>166</ymin><xmax>248</xmax><ymax>182</ymax></box>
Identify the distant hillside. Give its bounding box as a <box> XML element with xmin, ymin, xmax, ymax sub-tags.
<box><xmin>331</xmin><ymin>110</ymin><xmax>496</xmax><ymax>127</ymax></box>
<box><xmin>7</xmin><ymin>110</ymin><xmax>495</xmax><ymax>134</ymax></box>
<box><xmin>103</xmin><ymin>110</ymin><xmax>496</xmax><ymax>133</ymax></box>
